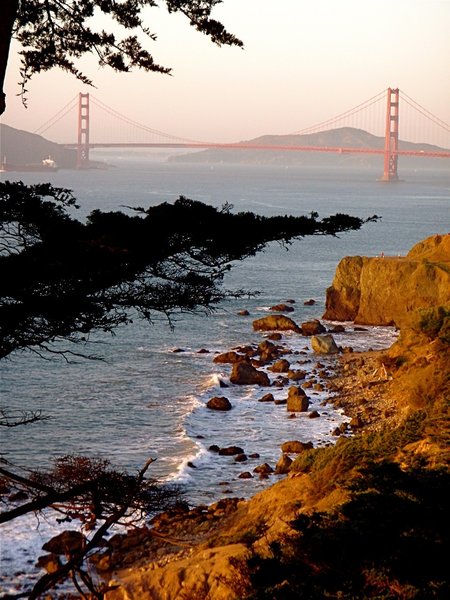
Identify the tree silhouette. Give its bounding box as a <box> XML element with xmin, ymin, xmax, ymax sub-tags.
<box><xmin>0</xmin><ymin>0</ymin><xmax>243</xmax><ymax>114</ymax></box>
<box><xmin>0</xmin><ymin>180</ymin><xmax>376</xmax><ymax>360</ymax></box>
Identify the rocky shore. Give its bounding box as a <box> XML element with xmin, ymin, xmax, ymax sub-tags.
<box><xmin>96</xmin><ymin>234</ymin><xmax>450</xmax><ymax>599</ymax></box>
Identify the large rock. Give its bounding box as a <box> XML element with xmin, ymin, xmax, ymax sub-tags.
<box><xmin>301</xmin><ymin>319</ymin><xmax>326</xmax><ymax>336</ymax></box>
<box><xmin>213</xmin><ymin>351</ymin><xmax>248</xmax><ymax>364</ymax></box>
<box><xmin>206</xmin><ymin>396</ymin><xmax>232</xmax><ymax>411</ymax></box>
<box><xmin>42</xmin><ymin>530</ymin><xmax>85</xmax><ymax>555</ymax></box>
<box><xmin>286</xmin><ymin>386</ymin><xmax>310</xmax><ymax>412</ymax></box>
<box><xmin>252</xmin><ymin>315</ymin><xmax>301</xmax><ymax>333</ymax></box>
<box><xmin>280</xmin><ymin>440</ymin><xmax>313</xmax><ymax>453</ymax></box>
<box><xmin>230</xmin><ymin>362</ymin><xmax>270</xmax><ymax>386</ymax></box>
<box><xmin>323</xmin><ymin>234</ymin><xmax>450</xmax><ymax>326</ymax></box>
<box><xmin>311</xmin><ymin>334</ymin><xmax>340</xmax><ymax>354</ymax></box>
<box><xmin>274</xmin><ymin>454</ymin><xmax>293</xmax><ymax>474</ymax></box>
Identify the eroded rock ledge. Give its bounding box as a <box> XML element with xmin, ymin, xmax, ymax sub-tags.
<box><xmin>323</xmin><ymin>233</ymin><xmax>450</xmax><ymax>326</ymax></box>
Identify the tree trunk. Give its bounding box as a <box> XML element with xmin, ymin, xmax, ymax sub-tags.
<box><xmin>0</xmin><ymin>0</ymin><xmax>19</xmax><ymax>115</ymax></box>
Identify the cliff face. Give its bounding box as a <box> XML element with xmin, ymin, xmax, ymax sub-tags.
<box><xmin>323</xmin><ymin>234</ymin><xmax>450</xmax><ymax>326</ymax></box>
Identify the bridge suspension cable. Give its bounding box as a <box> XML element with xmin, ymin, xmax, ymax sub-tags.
<box><xmin>290</xmin><ymin>89</ymin><xmax>387</xmax><ymax>135</ymax></box>
<box><xmin>34</xmin><ymin>95</ymin><xmax>79</xmax><ymax>136</ymax></box>
<box><xmin>89</xmin><ymin>95</ymin><xmax>205</xmax><ymax>144</ymax></box>
<box><xmin>400</xmin><ymin>90</ymin><xmax>450</xmax><ymax>134</ymax></box>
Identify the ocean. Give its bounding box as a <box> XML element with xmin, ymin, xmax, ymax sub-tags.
<box><xmin>0</xmin><ymin>155</ymin><xmax>449</xmax><ymax>593</ymax></box>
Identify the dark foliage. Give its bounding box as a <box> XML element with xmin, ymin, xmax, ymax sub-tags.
<box><xmin>0</xmin><ymin>455</ymin><xmax>183</xmax><ymax>598</ymax></box>
<box><xmin>1</xmin><ymin>0</ymin><xmax>243</xmax><ymax>112</ymax></box>
<box><xmin>243</xmin><ymin>462</ymin><xmax>450</xmax><ymax>599</ymax></box>
<box><xmin>0</xmin><ymin>181</ymin><xmax>376</xmax><ymax>359</ymax></box>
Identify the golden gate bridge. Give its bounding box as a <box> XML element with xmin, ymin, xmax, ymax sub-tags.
<box><xmin>34</xmin><ymin>88</ymin><xmax>450</xmax><ymax>182</ymax></box>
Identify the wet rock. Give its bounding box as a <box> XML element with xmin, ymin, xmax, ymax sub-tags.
<box><xmin>267</xmin><ymin>332</ymin><xmax>283</xmax><ymax>341</ymax></box>
<box><xmin>230</xmin><ymin>362</ymin><xmax>270</xmax><ymax>386</ymax></box>
<box><xmin>208</xmin><ymin>445</ymin><xmax>220</xmax><ymax>452</ymax></box>
<box><xmin>303</xmin><ymin>299</ymin><xmax>316</xmax><ymax>305</ymax></box>
<box><xmin>281</xmin><ymin>440</ymin><xmax>313</xmax><ymax>453</ymax></box>
<box><xmin>172</xmin><ymin>348</ymin><xmax>185</xmax><ymax>353</ymax></box>
<box><xmin>213</xmin><ymin>351</ymin><xmax>247</xmax><ymax>364</ymax></box>
<box><xmin>330</xmin><ymin>324</ymin><xmax>346</xmax><ymax>333</ymax></box>
<box><xmin>237</xmin><ymin>309</ymin><xmax>250</xmax><ymax>316</ymax></box>
<box><xmin>274</xmin><ymin>398</ymin><xmax>287</xmax><ymax>405</ymax></box>
<box><xmin>187</xmin><ymin>462</ymin><xmax>197</xmax><ymax>469</ymax></box>
<box><xmin>270</xmin><ymin>359</ymin><xmax>291</xmax><ymax>373</ymax></box>
<box><xmin>206</xmin><ymin>396</ymin><xmax>232</xmax><ymax>411</ymax></box>
<box><xmin>270</xmin><ymin>303</ymin><xmax>295</xmax><ymax>312</ymax></box>
<box><xmin>36</xmin><ymin>554</ymin><xmax>62</xmax><ymax>574</ymax></box>
<box><xmin>258</xmin><ymin>392</ymin><xmax>275</xmax><ymax>403</ymax></box>
<box><xmin>308</xmin><ymin>410</ymin><xmax>320</xmax><ymax>419</ymax></box>
<box><xmin>301</xmin><ymin>319</ymin><xmax>326</xmax><ymax>336</ymax></box>
<box><xmin>248</xmin><ymin>453</ymin><xmax>260</xmax><ymax>459</ymax></box>
<box><xmin>238</xmin><ymin>472</ymin><xmax>253</xmax><ymax>479</ymax></box>
<box><xmin>234</xmin><ymin>454</ymin><xmax>248</xmax><ymax>462</ymax></box>
<box><xmin>257</xmin><ymin>340</ymin><xmax>280</xmax><ymax>362</ymax></box>
<box><xmin>252</xmin><ymin>315</ymin><xmax>301</xmax><ymax>333</ymax></box>
<box><xmin>218</xmin><ymin>446</ymin><xmax>245</xmax><ymax>456</ymax></box>
<box><xmin>253</xmin><ymin>463</ymin><xmax>274</xmax><ymax>475</ymax></box>
<box><xmin>288</xmin><ymin>369</ymin><xmax>307</xmax><ymax>381</ymax></box>
<box><xmin>311</xmin><ymin>334</ymin><xmax>339</xmax><ymax>354</ymax></box>
<box><xmin>42</xmin><ymin>530</ymin><xmax>85</xmax><ymax>555</ymax></box>
<box><xmin>275</xmin><ymin>453</ymin><xmax>293</xmax><ymax>474</ymax></box>
<box><xmin>287</xmin><ymin>386</ymin><xmax>310</xmax><ymax>412</ymax></box>
<box><xmin>197</xmin><ymin>348</ymin><xmax>210</xmax><ymax>354</ymax></box>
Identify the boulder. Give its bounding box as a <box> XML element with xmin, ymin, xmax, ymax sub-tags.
<box><xmin>252</xmin><ymin>315</ymin><xmax>301</xmax><ymax>333</ymax></box>
<box><xmin>267</xmin><ymin>332</ymin><xmax>282</xmax><ymax>341</ymax></box>
<box><xmin>281</xmin><ymin>440</ymin><xmax>313</xmax><ymax>453</ymax></box>
<box><xmin>237</xmin><ymin>309</ymin><xmax>250</xmax><ymax>316</ymax></box>
<box><xmin>270</xmin><ymin>359</ymin><xmax>291</xmax><ymax>373</ymax></box>
<box><xmin>230</xmin><ymin>362</ymin><xmax>270</xmax><ymax>386</ymax></box>
<box><xmin>311</xmin><ymin>334</ymin><xmax>340</xmax><ymax>354</ymax></box>
<box><xmin>304</xmin><ymin>299</ymin><xmax>316</xmax><ymax>305</ymax></box>
<box><xmin>258</xmin><ymin>393</ymin><xmax>275</xmax><ymax>403</ymax></box>
<box><xmin>257</xmin><ymin>340</ymin><xmax>280</xmax><ymax>362</ymax></box>
<box><xmin>238</xmin><ymin>472</ymin><xmax>253</xmax><ymax>479</ymax></box>
<box><xmin>42</xmin><ymin>530</ymin><xmax>85</xmax><ymax>555</ymax></box>
<box><xmin>36</xmin><ymin>554</ymin><xmax>62</xmax><ymax>574</ymax></box>
<box><xmin>288</xmin><ymin>369</ymin><xmax>306</xmax><ymax>381</ymax></box>
<box><xmin>213</xmin><ymin>351</ymin><xmax>247</xmax><ymax>364</ymax></box>
<box><xmin>301</xmin><ymin>319</ymin><xmax>326</xmax><ymax>336</ymax></box>
<box><xmin>275</xmin><ymin>453</ymin><xmax>293</xmax><ymax>474</ymax></box>
<box><xmin>253</xmin><ymin>463</ymin><xmax>274</xmax><ymax>474</ymax></box>
<box><xmin>206</xmin><ymin>396</ymin><xmax>232</xmax><ymax>411</ymax></box>
<box><xmin>308</xmin><ymin>410</ymin><xmax>320</xmax><ymax>419</ymax></box>
<box><xmin>270</xmin><ymin>303</ymin><xmax>295</xmax><ymax>312</ymax></box>
<box><xmin>234</xmin><ymin>454</ymin><xmax>248</xmax><ymax>462</ymax></box>
<box><xmin>286</xmin><ymin>386</ymin><xmax>310</xmax><ymax>412</ymax></box>
<box><xmin>218</xmin><ymin>446</ymin><xmax>244</xmax><ymax>456</ymax></box>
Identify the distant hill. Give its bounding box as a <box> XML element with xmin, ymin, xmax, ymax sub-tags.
<box><xmin>0</xmin><ymin>124</ymin><xmax>77</xmax><ymax>168</ymax></box>
<box><xmin>169</xmin><ymin>127</ymin><xmax>449</xmax><ymax>167</ymax></box>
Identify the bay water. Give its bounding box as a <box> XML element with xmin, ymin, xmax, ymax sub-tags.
<box><xmin>0</xmin><ymin>156</ymin><xmax>449</xmax><ymax>593</ymax></box>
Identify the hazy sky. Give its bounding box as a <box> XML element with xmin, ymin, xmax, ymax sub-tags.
<box><xmin>2</xmin><ymin>0</ymin><xmax>450</xmax><ymax>145</ymax></box>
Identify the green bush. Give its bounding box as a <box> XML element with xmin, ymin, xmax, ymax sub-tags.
<box><xmin>417</xmin><ymin>305</ymin><xmax>450</xmax><ymax>344</ymax></box>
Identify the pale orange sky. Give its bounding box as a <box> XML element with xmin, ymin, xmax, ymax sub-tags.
<box><xmin>1</xmin><ymin>0</ymin><xmax>450</xmax><ymax>146</ymax></box>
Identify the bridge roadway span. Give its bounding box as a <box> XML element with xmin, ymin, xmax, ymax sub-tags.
<box><xmin>63</xmin><ymin>142</ymin><xmax>450</xmax><ymax>158</ymax></box>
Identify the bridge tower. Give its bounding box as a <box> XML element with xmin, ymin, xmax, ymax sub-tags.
<box><xmin>381</xmin><ymin>87</ymin><xmax>399</xmax><ymax>181</ymax></box>
<box><xmin>77</xmin><ymin>93</ymin><xmax>90</xmax><ymax>169</ymax></box>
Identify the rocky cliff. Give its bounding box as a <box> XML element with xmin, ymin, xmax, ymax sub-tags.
<box><xmin>323</xmin><ymin>233</ymin><xmax>450</xmax><ymax>326</ymax></box>
<box><xmin>101</xmin><ymin>235</ymin><xmax>450</xmax><ymax>600</ymax></box>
